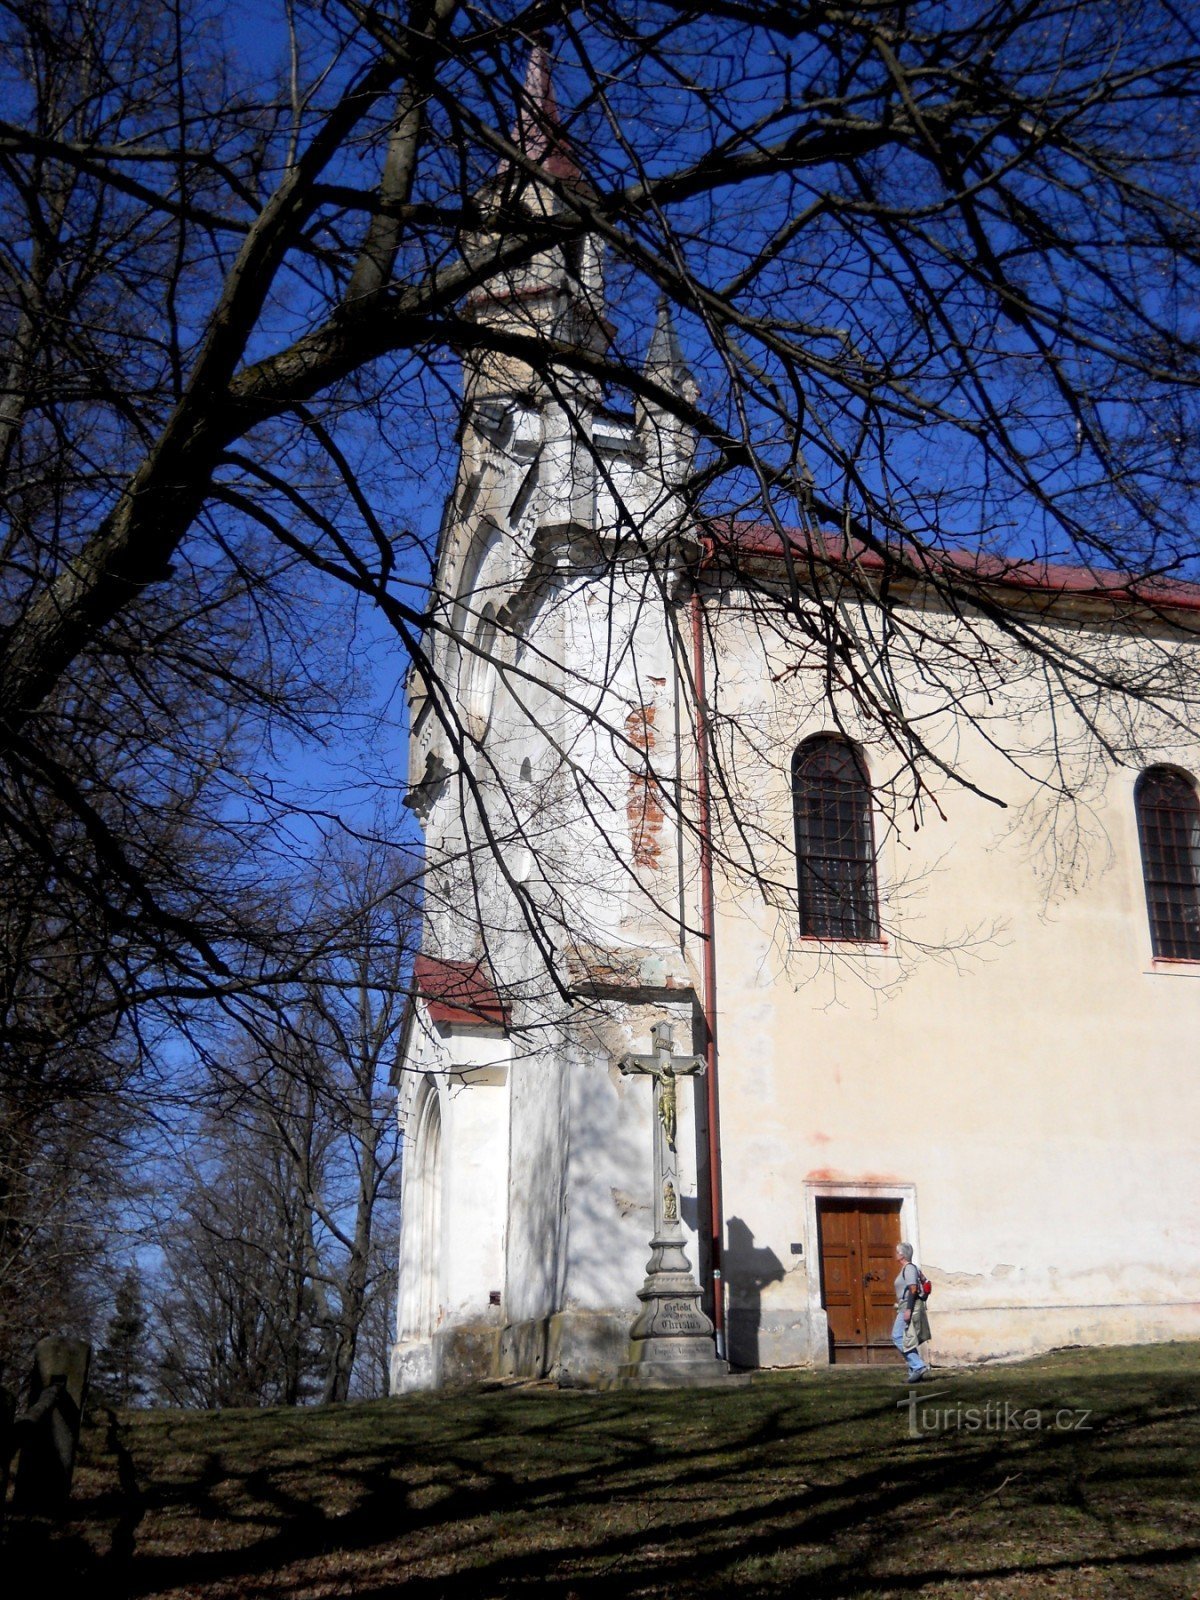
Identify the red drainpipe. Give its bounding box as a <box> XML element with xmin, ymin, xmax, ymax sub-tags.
<box><xmin>690</xmin><ymin>579</ymin><xmax>727</xmax><ymax>1362</ymax></box>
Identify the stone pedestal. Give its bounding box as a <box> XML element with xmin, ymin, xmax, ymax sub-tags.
<box><xmin>618</xmin><ymin>1225</ymin><xmax>742</xmax><ymax>1387</ymax></box>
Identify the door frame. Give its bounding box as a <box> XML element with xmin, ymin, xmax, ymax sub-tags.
<box><xmin>804</xmin><ymin>1181</ymin><xmax>920</xmax><ymax>1366</ymax></box>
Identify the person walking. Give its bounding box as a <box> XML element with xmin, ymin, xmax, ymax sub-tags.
<box><xmin>893</xmin><ymin>1241</ymin><xmax>931</xmax><ymax>1383</ymax></box>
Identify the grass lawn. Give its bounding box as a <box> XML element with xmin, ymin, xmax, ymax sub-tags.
<box><xmin>4</xmin><ymin>1342</ymin><xmax>1199</xmax><ymax>1598</ymax></box>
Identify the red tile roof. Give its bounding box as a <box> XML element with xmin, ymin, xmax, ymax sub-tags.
<box><xmin>705</xmin><ymin>518</ymin><xmax>1200</xmax><ymax>617</ymax></box>
<box><xmin>413</xmin><ymin>954</ymin><xmax>509</xmax><ymax>1030</ymax></box>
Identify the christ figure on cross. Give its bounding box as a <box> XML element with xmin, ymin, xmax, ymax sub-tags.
<box><xmin>619</xmin><ymin>1020</ymin><xmax>705</xmax><ymax>1245</ymax></box>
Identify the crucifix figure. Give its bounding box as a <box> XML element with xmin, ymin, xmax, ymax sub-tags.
<box><xmin>620</xmin><ymin>1020</ymin><xmax>704</xmax><ymax>1244</ymax></box>
<box><xmin>617</xmin><ymin>1021</ymin><xmax>733</xmax><ymax>1385</ymax></box>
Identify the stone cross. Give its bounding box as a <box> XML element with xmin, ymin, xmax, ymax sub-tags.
<box><xmin>620</xmin><ymin>1020</ymin><xmax>705</xmax><ymax>1243</ymax></box>
<box><xmin>617</xmin><ymin>1021</ymin><xmax>735</xmax><ymax>1386</ymax></box>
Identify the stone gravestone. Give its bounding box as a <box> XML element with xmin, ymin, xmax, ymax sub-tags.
<box><xmin>617</xmin><ymin>1022</ymin><xmax>744</xmax><ymax>1387</ymax></box>
<box><xmin>13</xmin><ymin>1336</ymin><xmax>91</xmax><ymax>1515</ymax></box>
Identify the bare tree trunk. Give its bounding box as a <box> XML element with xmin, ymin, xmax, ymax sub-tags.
<box><xmin>321</xmin><ymin>1112</ymin><xmax>381</xmax><ymax>1404</ymax></box>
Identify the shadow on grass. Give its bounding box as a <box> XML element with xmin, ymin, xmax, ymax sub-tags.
<box><xmin>5</xmin><ymin>1352</ymin><xmax>1199</xmax><ymax>1599</ymax></box>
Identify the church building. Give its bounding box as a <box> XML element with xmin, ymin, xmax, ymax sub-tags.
<box><xmin>390</xmin><ymin>45</ymin><xmax>1200</xmax><ymax>1391</ymax></box>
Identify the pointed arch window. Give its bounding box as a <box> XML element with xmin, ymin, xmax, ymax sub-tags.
<box><xmin>1136</xmin><ymin>767</ymin><xmax>1200</xmax><ymax>961</ymax></box>
<box><xmin>792</xmin><ymin>737</ymin><xmax>880</xmax><ymax>942</ymax></box>
<box><xmin>461</xmin><ymin>603</ymin><xmax>498</xmax><ymax>741</ymax></box>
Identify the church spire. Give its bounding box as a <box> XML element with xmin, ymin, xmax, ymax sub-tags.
<box><xmin>644</xmin><ymin>298</ymin><xmax>698</xmax><ymax>404</ymax></box>
<box><xmin>460</xmin><ymin>29</ymin><xmax>605</xmax><ymax>493</ymax></box>
<box><xmin>509</xmin><ymin>31</ymin><xmax>581</xmax><ymax>183</ymax></box>
<box><xmin>638</xmin><ymin>299</ymin><xmax>698</xmax><ymax>506</ymax></box>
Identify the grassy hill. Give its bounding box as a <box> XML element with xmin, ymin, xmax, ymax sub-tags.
<box><xmin>5</xmin><ymin>1342</ymin><xmax>1199</xmax><ymax>1598</ymax></box>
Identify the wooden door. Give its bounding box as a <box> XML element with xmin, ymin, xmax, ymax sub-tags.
<box><xmin>816</xmin><ymin>1199</ymin><xmax>902</xmax><ymax>1364</ymax></box>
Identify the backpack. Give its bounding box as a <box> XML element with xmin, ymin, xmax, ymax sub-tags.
<box><xmin>907</xmin><ymin>1263</ymin><xmax>932</xmax><ymax>1299</ymax></box>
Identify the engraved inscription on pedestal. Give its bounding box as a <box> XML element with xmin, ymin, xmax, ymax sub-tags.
<box><xmin>657</xmin><ymin>1298</ymin><xmax>709</xmax><ymax>1335</ymax></box>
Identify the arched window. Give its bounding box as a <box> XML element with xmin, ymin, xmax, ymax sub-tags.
<box><xmin>397</xmin><ymin>1081</ymin><xmax>443</xmax><ymax>1344</ymax></box>
<box><xmin>792</xmin><ymin>736</ymin><xmax>880</xmax><ymax>942</ymax></box>
<box><xmin>1135</xmin><ymin>767</ymin><xmax>1200</xmax><ymax>961</ymax></box>
<box><xmin>461</xmin><ymin>603</ymin><xmax>498</xmax><ymax>741</ymax></box>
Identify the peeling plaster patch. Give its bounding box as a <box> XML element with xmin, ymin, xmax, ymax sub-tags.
<box><xmin>927</xmin><ymin>1267</ymin><xmax>987</xmax><ymax>1287</ymax></box>
<box><xmin>611</xmin><ymin>1187</ymin><xmax>649</xmax><ymax>1218</ymax></box>
<box><xmin>761</xmin><ymin>1277</ymin><xmax>801</xmax><ymax>1309</ymax></box>
<box><xmin>992</xmin><ymin>1263</ymin><xmax>1016</xmax><ymax>1278</ymax></box>
<box><xmin>625</xmin><ymin>704</ymin><xmax>664</xmax><ymax>869</ymax></box>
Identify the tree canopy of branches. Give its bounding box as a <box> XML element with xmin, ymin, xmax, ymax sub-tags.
<box><xmin>2</xmin><ymin>0</ymin><xmax>1199</xmax><ymax>1145</ymax></box>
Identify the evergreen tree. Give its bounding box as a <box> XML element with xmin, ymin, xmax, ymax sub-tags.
<box><xmin>96</xmin><ymin>1267</ymin><xmax>149</xmax><ymax>1408</ymax></box>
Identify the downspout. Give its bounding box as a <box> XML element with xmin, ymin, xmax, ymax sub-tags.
<box><xmin>690</xmin><ymin>577</ymin><xmax>727</xmax><ymax>1362</ymax></box>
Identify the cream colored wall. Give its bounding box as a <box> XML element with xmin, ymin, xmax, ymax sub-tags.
<box><xmin>705</xmin><ymin>593</ymin><xmax>1200</xmax><ymax>1365</ymax></box>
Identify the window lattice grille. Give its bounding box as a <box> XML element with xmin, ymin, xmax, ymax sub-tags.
<box><xmin>1136</xmin><ymin>767</ymin><xmax>1200</xmax><ymax>961</ymax></box>
<box><xmin>792</xmin><ymin>738</ymin><xmax>880</xmax><ymax>942</ymax></box>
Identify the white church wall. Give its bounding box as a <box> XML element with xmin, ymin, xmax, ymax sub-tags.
<box><xmin>500</xmin><ymin>1037</ymin><xmax>570</xmax><ymax>1375</ymax></box>
<box><xmin>391</xmin><ymin>1025</ymin><xmax>512</xmax><ymax>1391</ymax></box>
<box><xmin>393</xmin><ymin>1076</ymin><xmax>443</xmax><ymax>1391</ymax></box>
<box><xmin>563</xmin><ymin>1044</ymin><xmax>651</xmax><ymax>1313</ymax></box>
<box><xmin>439</xmin><ymin>1038</ymin><xmax>511</xmax><ymax>1324</ymax></box>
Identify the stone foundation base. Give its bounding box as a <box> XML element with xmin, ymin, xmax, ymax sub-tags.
<box><xmin>393</xmin><ymin>1300</ymin><xmax>1200</xmax><ymax>1392</ymax></box>
<box><xmin>548</xmin><ymin>1309</ymin><xmax>634</xmax><ymax>1385</ymax></box>
<box><xmin>500</xmin><ymin>1309</ymin><xmax>634</xmax><ymax>1385</ymax></box>
<box><xmin>437</xmin><ymin>1324</ymin><xmax>501</xmax><ymax>1386</ymax></box>
<box><xmin>395</xmin><ymin>1311</ymin><xmax>632</xmax><ymax>1391</ymax></box>
<box><xmin>917</xmin><ymin>1301</ymin><xmax>1200</xmax><ymax>1367</ymax></box>
<box><xmin>390</xmin><ymin>1324</ymin><xmax>499</xmax><ymax>1393</ymax></box>
<box><xmin>390</xmin><ymin>1337</ymin><xmax>433</xmax><ymax>1393</ymax></box>
<box><xmin>497</xmin><ymin>1317</ymin><xmax>547</xmax><ymax>1380</ymax></box>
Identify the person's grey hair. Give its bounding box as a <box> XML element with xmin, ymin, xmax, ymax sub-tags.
<box><xmin>897</xmin><ymin>1242</ymin><xmax>914</xmax><ymax>1261</ymax></box>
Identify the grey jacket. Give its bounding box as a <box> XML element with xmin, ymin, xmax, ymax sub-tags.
<box><xmin>902</xmin><ymin>1296</ymin><xmax>932</xmax><ymax>1350</ymax></box>
<box><xmin>896</xmin><ymin>1262</ymin><xmax>932</xmax><ymax>1349</ymax></box>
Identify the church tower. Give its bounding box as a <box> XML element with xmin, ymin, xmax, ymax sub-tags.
<box><xmin>457</xmin><ymin>35</ymin><xmax>608</xmax><ymax>544</ymax></box>
<box><xmin>393</xmin><ymin>38</ymin><xmax>711</xmax><ymax>1393</ymax></box>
